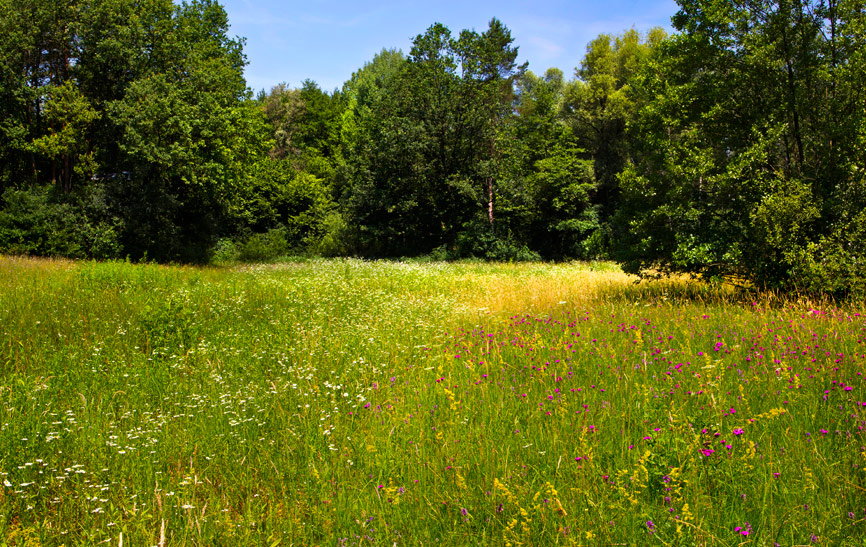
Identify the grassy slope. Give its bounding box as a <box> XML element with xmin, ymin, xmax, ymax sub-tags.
<box><xmin>0</xmin><ymin>256</ymin><xmax>864</xmax><ymax>546</ymax></box>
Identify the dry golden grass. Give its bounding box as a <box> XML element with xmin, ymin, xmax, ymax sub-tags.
<box><xmin>456</xmin><ymin>266</ymin><xmax>637</xmax><ymax>316</ymax></box>
<box><xmin>0</xmin><ymin>254</ymin><xmax>74</xmax><ymax>275</ymax></box>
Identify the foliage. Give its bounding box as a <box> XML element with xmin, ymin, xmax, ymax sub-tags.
<box><xmin>561</xmin><ymin>28</ymin><xmax>666</xmax><ymax>249</ymax></box>
<box><xmin>0</xmin><ymin>186</ymin><xmax>83</xmax><ymax>257</ymax></box>
<box><xmin>448</xmin><ymin>220</ymin><xmax>542</xmax><ymax>262</ymax></box>
<box><xmin>0</xmin><ymin>0</ymin><xmax>863</xmax><ymax>295</ymax></box>
<box><xmin>526</xmin><ymin>137</ymin><xmax>598</xmax><ymax>259</ymax></box>
<box><xmin>262</xmin><ymin>80</ymin><xmax>344</xmax><ymax>166</ymax></box>
<box><xmin>0</xmin><ymin>184</ymin><xmax>123</xmax><ymax>259</ymax></box>
<box><xmin>235</xmin><ymin>225</ymin><xmax>291</xmax><ymax>262</ymax></box>
<box><xmin>618</xmin><ymin>0</ymin><xmax>866</xmax><ymax>295</ymax></box>
<box><xmin>339</xmin><ymin>20</ymin><xmax>528</xmax><ymax>257</ymax></box>
<box><xmin>0</xmin><ymin>0</ymin><xmax>259</xmax><ymax>262</ymax></box>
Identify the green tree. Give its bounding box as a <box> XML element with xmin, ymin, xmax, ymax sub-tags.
<box><xmin>507</xmin><ymin>68</ymin><xmax>600</xmax><ymax>259</ymax></box>
<box><xmin>339</xmin><ymin>48</ymin><xmax>405</xmax><ymax>157</ymax></box>
<box><xmin>29</xmin><ymin>81</ymin><xmax>100</xmax><ymax>192</ymax></box>
<box><xmin>527</xmin><ymin>134</ymin><xmax>598</xmax><ymax>258</ymax></box>
<box><xmin>0</xmin><ymin>0</ymin><xmax>262</xmax><ymax>262</ymax></box>
<box><xmin>0</xmin><ymin>0</ymin><xmax>85</xmax><ymax>191</ymax></box>
<box><xmin>262</xmin><ymin>83</ymin><xmax>304</xmax><ymax>159</ymax></box>
<box><xmin>341</xmin><ymin>23</ymin><xmax>472</xmax><ymax>255</ymax></box>
<box><xmin>101</xmin><ymin>0</ymin><xmax>255</xmax><ymax>261</ymax></box>
<box><xmin>341</xmin><ymin>20</ymin><xmax>529</xmax><ymax>256</ymax></box>
<box><xmin>618</xmin><ymin>0</ymin><xmax>866</xmax><ymax>294</ymax></box>
<box><xmin>455</xmin><ymin>18</ymin><xmax>527</xmax><ymax>227</ymax></box>
<box><xmin>561</xmin><ymin>28</ymin><xmax>665</xmax><ymax>244</ymax></box>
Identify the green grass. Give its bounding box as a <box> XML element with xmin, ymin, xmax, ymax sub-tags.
<box><xmin>0</xmin><ymin>256</ymin><xmax>864</xmax><ymax>546</ymax></box>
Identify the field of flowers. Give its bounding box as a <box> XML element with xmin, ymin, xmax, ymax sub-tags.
<box><xmin>0</xmin><ymin>256</ymin><xmax>864</xmax><ymax>546</ymax></box>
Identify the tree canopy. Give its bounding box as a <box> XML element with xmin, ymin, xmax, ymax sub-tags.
<box><xmin>1</xmin><ymin>1</ymin><xmax>863</xmax><ymax>295</ymax></box>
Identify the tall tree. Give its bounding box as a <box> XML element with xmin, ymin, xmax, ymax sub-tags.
<box><xmin>561</xmin><ymin>28</ymin><xmax>665</xmax><ymax>235</ymax></box>
<box><xmin>262</xmin><ymin>83</ymin><xmax>304</xmax><ymax>159</ymax></box>
<box><xmin>618</xmin><ymin>0</ymin><xmax>866</xmax><ymax>294</ymax></box>
<box><xmin>343</xmin><ymin>23</ymin><xmax>473</xmax><ymax>255</ymax></box>
<box><xmin>340</xmin><ymin>20</ymin><xmax>529</xmax><ymax>256</ymax></box>
<box><xmin>455</xmin><ymin>18</ymin><xmax>527</xmax><ymax>227</ymax></box>
<box><xmin>0</xmin><ymin>0</ymin><xmax>87</xmax><ymax>191</ymax></box>
<box><xmin>0</xmin><ymin>0</ymin><xmax>262</xmax><ymax>261</ymax></box>
<box><xmin>510</xmin><ymin>69</ymin><xmax>598</xmax><ymax>259</ymax></box>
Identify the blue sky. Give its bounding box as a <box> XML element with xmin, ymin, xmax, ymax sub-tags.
<box><xmin>220</xmin><ymin>0</ymin><xmax>679</xmax><ymax>94</ymax></box>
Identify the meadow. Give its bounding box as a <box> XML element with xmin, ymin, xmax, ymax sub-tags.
<box><xmin>0</xmin><ymin>255</ymin><xmax>864</xmax><ymax>546</ymax></box>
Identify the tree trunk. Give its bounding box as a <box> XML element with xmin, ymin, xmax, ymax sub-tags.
<box><xmin>487</xmin><ymin>176</ymin><xmax>494</xmax><ymax>225</ymax></box>
<box><xmin>780</xmin><ymin>0</ymin><xmax>805</xmax><ymax>172</ymax></box>
<box><xmin>487</xmin><ymin>116</ymin><xmax>495</xmax><ymax>226</ymax></box>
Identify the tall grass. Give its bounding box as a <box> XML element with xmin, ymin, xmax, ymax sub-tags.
<box><xmin>0</xmin><ymin>256</ymin><xmax>863</xmax><ymax>545</ymax></box>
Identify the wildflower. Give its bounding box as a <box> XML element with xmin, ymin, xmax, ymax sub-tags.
<box><xmin>646</xmin><ymin>520</ymin><xmax>655</xmax><ymax>535</ymax></box>
<box><xmin>734</xmin><ymin>522</ymin><xmax>752</xmax><ymax>536</ymax></box>
<box><xmin>733</xmin><ymin>428</ymin><xmax>744</xmax><ymax>436</ymax></box>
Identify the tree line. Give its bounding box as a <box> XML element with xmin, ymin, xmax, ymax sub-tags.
<box><xmin>1</xmin><ymin>0</ymin><xmax>864</xmax><ymax>296</ymax></box>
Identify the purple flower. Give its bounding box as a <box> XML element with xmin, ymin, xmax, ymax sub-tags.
<box><xmin>733</xmin><ymin>428</ymin><xmax>744</xmax><ymax>436</ymax></box>
<box><xmin>646</xmin><ymin>520</ymin><xmax>655</xmax><ymax>535</ymax></box>
<box><xmin>734</xmin><ymin>522</ymin><xmax>752</xmax><ymax>536</ymax></box>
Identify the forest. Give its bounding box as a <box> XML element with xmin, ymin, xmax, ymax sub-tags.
<box><xmin>1</xmin><ymin>0</ymin><xmax>864</xmax><ymax>296</ymax></box>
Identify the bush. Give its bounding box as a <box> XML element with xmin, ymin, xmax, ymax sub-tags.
<box><xmin>0</xmin><ymin>185</ymin><xmax>79</xmax><ymax>256</ymax></box>
<box><xmin>314</xmin><ymin>211</ymin><xmax>353</xmax><ymax>257</ymax></box>
<box><xmin>0</xmin><ymin>184</ymin><xmax>123</xmax><ymax>259</ymax></box>
<box><xmin>211</xmin><ymin>238</ymin><xmax>239</xmax><ymax>264</ymax></box>
<box><xmin>236</xmin><ymin>226</ymin><xmax>291</xmax><ymax>262</ymax></box>
<box><xmin>452</xmin><ymin>221</ymin><xmax>541</xmax><ymax>262</ymax></box>
<box><xmin>788</xmin><ymin>210</ymin><xmax>866</xmax><ymax>299</ymax></box>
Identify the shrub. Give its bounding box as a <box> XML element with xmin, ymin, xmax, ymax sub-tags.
<box><xmin>236</xmin><ymin>226</ymin><xmax>291</xmax><ymax>262</ymax></box>
<box><xmin>452</xmin><ymin>221</ymin><xmax>541</xmax><ymax>262</ymax></box>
